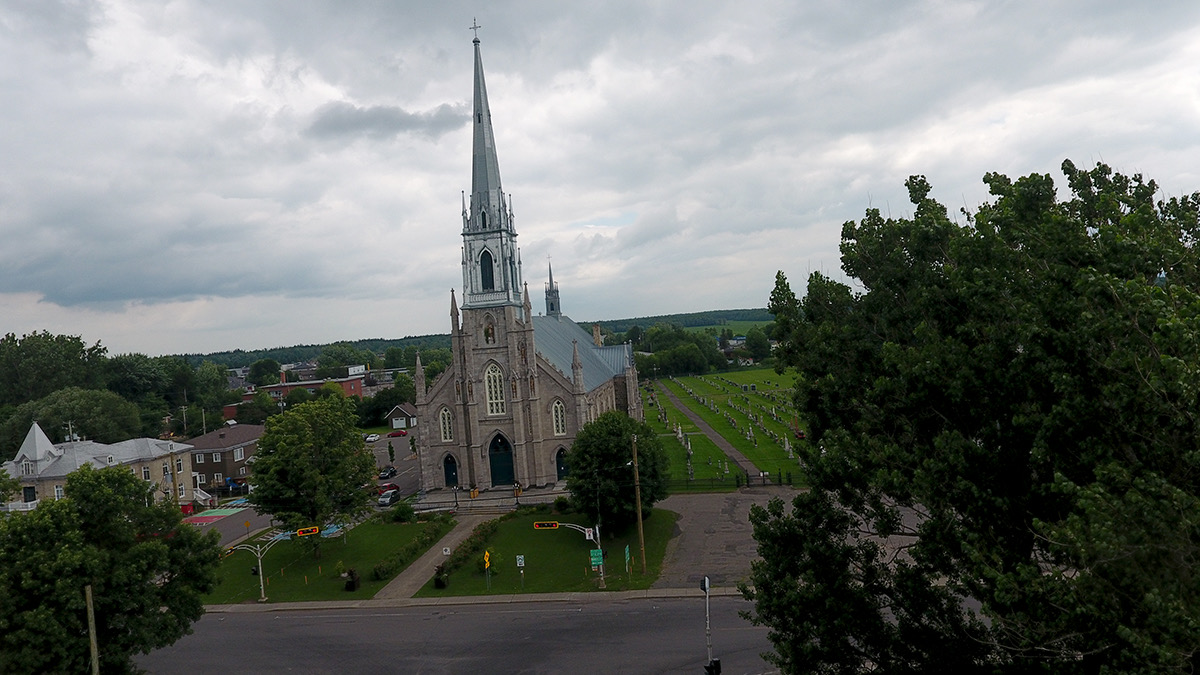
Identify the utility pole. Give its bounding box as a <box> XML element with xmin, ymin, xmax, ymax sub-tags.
<box><xmin>85</xmin><ymin>585</ymin><xmax>99</xmax><ymax>675</ymax></box>
<box><xmin>632</xmin><ymin>434</ymin><xmax>647</xmax><ymax>575</ymax></box>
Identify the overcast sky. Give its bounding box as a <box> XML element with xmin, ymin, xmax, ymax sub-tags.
<box><xmin>3</xmin><ymin>1</ymin><xmax>1199</xmax><ymax>357</ymax></box>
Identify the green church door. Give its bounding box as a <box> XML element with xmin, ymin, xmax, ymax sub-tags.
<box><xmin>488</xmin><ymin>436</ymin><xmax>515</xmax><ymax>487</ymax></box>
<box><xmin>556</xmin><ymin>448</ymin><xmax>569</xmax><ymax>480</ymax></box>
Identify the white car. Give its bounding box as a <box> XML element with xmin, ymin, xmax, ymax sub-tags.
<box><xmin>364</xmin><ymin>434</ymin><xmax>380</xmax><ymax>443</ymax></box>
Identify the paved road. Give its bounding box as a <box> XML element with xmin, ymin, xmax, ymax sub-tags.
<box><xmin>654</xmin><ymin>487</ymin><xmax>795</xmax><ymax>590</ymax></box>
<box><xmin>138</xmin><ymin>596</ymin><xmax>775</xmax><ymax>674</ymax></box>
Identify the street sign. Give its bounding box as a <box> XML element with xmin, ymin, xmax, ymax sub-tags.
<box><xmin>700</xmin><ymin>575</ymin><xmax>710</xmax><ymax>592</ymax></box>
<box><xmin>484</xmin><ymin>551</ymin><xmax>490</xmax><ymax>569</ymax></box>
<box><xmin>516</xmin><ymin>555</ymin><xmax>525</xmax><ymax>568</ymax></box>
<box><xmin>625</xmin><ymin>544</ymin><xmax>631</xmax><ymax>569</ymax></box>
<box><xmin>590</xmin><ymin>549</ymin><xmax>603</xmax><ymax>566</ymax></box>
<box><xmin>442</xmin><ymin>547</ymin><xmax>451</xmax><ymax>556</ymax></box>
<box><xmin>296</xmin><ymin>526</ymin><xmax>319</xmax><ymax>537</ymax></box>
<box><xmin>585</xmin><ymin>527</ymin><xmax>594</xmax><ymax>542</ymax></box>
<box><xmin>533</xmin><ymin>521</ymin><xmax>559</xmax><ymax>529</ymax></box>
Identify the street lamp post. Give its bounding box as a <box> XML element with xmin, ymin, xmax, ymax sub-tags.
<box><xmin>632</xmin><ymin>434</ymin><xmax>647</xmax><ymax>575</ymax></box>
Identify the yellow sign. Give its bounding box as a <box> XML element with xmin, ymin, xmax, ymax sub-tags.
<box><xmin>484</xmin><ymin>551</ymin><xmax>490</xmax><ymax>569</ymax></box>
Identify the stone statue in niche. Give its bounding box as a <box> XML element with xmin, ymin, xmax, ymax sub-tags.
<box><xmin>519</xmin><ymin>339</ymin><xmax>527</xmax><ymax>364</ymax></box>
<box><xmin>484</xmin><ymin>323</ymin><xmax>495</xmax><ymax>344</ymax></box>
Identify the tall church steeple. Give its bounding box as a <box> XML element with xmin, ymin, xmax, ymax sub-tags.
<box><xmin>461</xmin><ymin>29</ymin><xmax>522</xmax><ymax>310</ymax></box>
<box><xmin>545</xmin><ymin>261</ymin><xmax>561</xmax><ymax>317</ymax></box>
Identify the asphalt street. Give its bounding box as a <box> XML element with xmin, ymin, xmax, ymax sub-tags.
<box><xmin>136</xmin><ymin>596</ymin><xmax>774</xmax><ymax>674</ymax></box>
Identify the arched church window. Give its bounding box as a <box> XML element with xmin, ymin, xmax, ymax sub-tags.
<box><xmin>552</xmin><ymin>400</ymin><xmax>567</xmax><ymax>436</ymax></box>
<box><xmin>480</xmin><ymin>250</ymin><xmax>494</xmax><ymax>291</ymax></box>
<box><xmin>439</xmin><ymin>408</ymin><xmax>454</xmax><ymax>442</ymax></box>
<box><xmin>485</xmin><ymin>364</ymin><xmax>506</xmax><ymax>415</ymax></box>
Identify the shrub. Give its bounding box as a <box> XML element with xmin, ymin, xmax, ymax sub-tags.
<box><xmin>389</xmin><ymin>501</ymin><xmax>417</xmax><ymax>523</ymax></box>
<box><xmin>553</xmin><ymin>496</ymin><xmax>573</xmax><ymax>514</ymax></box>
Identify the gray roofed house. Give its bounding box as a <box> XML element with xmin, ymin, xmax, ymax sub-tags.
<box><xmin>1</xmin><ymin>423</ymin><xmax>197</xmax><ymax>511</ymax></box>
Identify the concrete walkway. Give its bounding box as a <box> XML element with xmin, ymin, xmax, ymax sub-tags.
<box><xmin>373</xmin><ymin>514</ymin><xmax>492</xmax><ymax>600</ymax></box>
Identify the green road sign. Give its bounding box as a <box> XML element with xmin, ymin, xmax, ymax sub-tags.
<box><xmin>590</xmin><ymin>549</ymin><xmax>603</xmax><ymax>566</ymax></box>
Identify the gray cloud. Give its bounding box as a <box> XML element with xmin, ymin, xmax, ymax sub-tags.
<box><xmin>306</xmin><ymin>101</ymin><xmax>468</xmax><ymax>140</ymax></box>
<box><xmin>2</xmin><ymin>0</ymin><xmax>1200</xmax><ymax>354</ymax></box>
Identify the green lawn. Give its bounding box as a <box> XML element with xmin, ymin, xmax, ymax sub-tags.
<box><xmin>415</xmin><ymin>509</ymin><xmax>678</xmax><ymax>596</ymax></box>
<box><xmin>642</xmin><ymin>387</ymin><xmax>738</xmax><ymax>493</ymax></box>
<box><xmin>684</xmin><ymin>320</ymin><xmax>773</xmax><ymax>336</ymax></box>
<box><xmin>204</xmin><ymin>517</ymin><xmax>451</xmax><ymax>604</ymax></box>
<box><xmin>664</xmin><ymin>373</ymin><xmax>805</xmax><ymax>483</ymax></box>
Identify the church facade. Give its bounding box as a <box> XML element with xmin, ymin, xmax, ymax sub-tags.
<box><xmin>414</xmin><ymin>35</ymin><xmax>641</xmax><ymax>492</ymax></box>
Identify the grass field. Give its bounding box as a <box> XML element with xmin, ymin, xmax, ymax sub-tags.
<box><xmin>662</xmin><ymin>368</ymin><xmax>807</xmax><ymax>482</ymax></box>
<box><xmin>641</xmin><ymin>385</ymin><xmax>738</xmax><ymax>493</ymax></box>
<box><xmin>414</xmin><ymin>509</ymin><xmax>678</xmax><ymax>596</ymax></box>
<box><xmin>204</xmin><ymin>517</ymin><xmax>451</xmax><ymax>604</ymax></box>
<box><xmin>684</xmin><ymin>320</ymin><xmax>773</xmax><ymax>336</ymax></box>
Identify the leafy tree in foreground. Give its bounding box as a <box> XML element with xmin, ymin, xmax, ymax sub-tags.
<box><xmin>0</xmin><ymin>465</ymin><xmax>220</xmax><ymax>674</ymax></box>
<box><xmin>248</xmin><ymin>395</ymin><xmax>375</xmax><ymax>557</ymax></box>
<box><xmin>565</xmin><ymin>411</ymin><xmax>669</xmax><ymax>532</ymax></box>
<box><xmin>745</xmin><ymin>161</ymin><xmax>1200</xmax><ymax>674</ymax></box>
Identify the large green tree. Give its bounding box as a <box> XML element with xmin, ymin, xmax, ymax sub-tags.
<box><xmin>746</xmin><ymin>161</ymin><xmax>1200</xmax><ymax>674</ymax></box>
<box><xmin>248</xmin><ymin>395</ymin><xmax>375</xmax><ymax>556</ymax></box>
<box><xmin>0</xmin><ymin>331</ymin><xmax>107</xmax><ymax>407</ymax></box>
<box><xmin>0</xmin><ymin>465</ymin><xmax>220</xmax><ymax>674</ymax></box>
<box><xmin>247</xmin><ymin>358</ymin><xmax>281</xmax><ymax>387</ymax></box>
<box><xmin>1</xmin><ymin>387</ymin><xmax>142</xmax><ymax>460</ymax></box>
<box><xmin>565</xmin><ymin>411</ymin><xmax>669</xmax><ymax>532</ymax></box>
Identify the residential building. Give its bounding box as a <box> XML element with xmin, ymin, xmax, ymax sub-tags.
<box><xmin>241</xmin><ymin>375</ymin><xmax>365</xmax><ymax>405</ymax></box>
<box><xmin>387</xmin><ymin>403</ymin><xmax>418</xmax><ymax>431</ymax></box>
<box><xmin>0</xmin><ymin>423</ymin><xmax>195</xmax><ymax>512</ymax></box>
<box><xmin>185</xmin><ymin>423</ymin><xmax>264</xmax><ymax>495</ymax></box>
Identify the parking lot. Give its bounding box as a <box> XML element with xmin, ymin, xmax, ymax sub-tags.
<box><xmin>365</xmin><ymin>434</ymin><xmax>420</xmax><ymax>499</ymax></box>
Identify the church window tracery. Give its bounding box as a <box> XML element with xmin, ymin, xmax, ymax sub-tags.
<box><xmin>439</xmin><ymin>408</ymin><xmax>454</xmax><ymax>442</ymax></box>
<box><xmin>485</xmin><ymin>363</ymin><xmax>506</xmax><ymax>415</ymax></box>
<box><xmin>552</xmin><ymin>400</ymin><xmax>567</xmax><ymax>436</ymax></box>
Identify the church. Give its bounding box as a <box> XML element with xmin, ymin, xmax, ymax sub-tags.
<box><xmin>414</xmin><ymin>33</ymin><xmax>641</xmax><ymax>493</ymax></box>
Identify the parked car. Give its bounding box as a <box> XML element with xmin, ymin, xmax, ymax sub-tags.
<box><xmin>387</xmin><ymin>429</ymin><xmax>408</xmax><ymax>437</ymax></box>
<box><xmin>378</xmin><ymin>489</ymin><xmax>400</xmax><ymax>506</ymax></box>
<box><xmin>376</xmin><ymin>483</ymin><xmax>399</xmax><ymax>494</ymax></box>
<box><xmin>379</xmin><ymin>465</ymin><xmax>397</xmax><ymax>479</ymax></box>
<box><xmin>364</xmin><ymin>433</ymin><xmax>381</xmax><ymax>443</ymax></box>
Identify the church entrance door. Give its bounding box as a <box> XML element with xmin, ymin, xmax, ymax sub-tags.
<box><xmin>488</xmin><ymin>436</ymin><xmax>515</xmax><ymax>487</ymax></box>
<box><xmin>556</xmin><ymin>448</ymin><xmax>569</xmax><ymax>480</ymax></box>
<box><xmin>443</xmin><ymin>455</ymin><xmax>459</xmax><ymax>487</ymax></box>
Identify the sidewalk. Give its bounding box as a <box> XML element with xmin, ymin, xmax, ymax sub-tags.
<box><xmin>372</xmin><ymin>513</ymin><xmax>492</xmax><ymax>600</ymax></box>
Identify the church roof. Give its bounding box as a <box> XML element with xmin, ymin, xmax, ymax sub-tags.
<box><xmin>533</xmin><ymin>315</ymin><xmax>632</xmax><ymax>391</ymax></box>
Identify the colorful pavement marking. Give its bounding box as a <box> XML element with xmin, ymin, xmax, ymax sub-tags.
<box><xmin>183</xmin><ymin>506</ymin><xmax>245</xmax><ymax>525</ymax></box>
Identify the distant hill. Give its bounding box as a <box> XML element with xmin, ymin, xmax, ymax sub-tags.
<box><xmin>584</xmin><ymin>308</ymin><xmax>773</xmax><ymax>334</ymax></box>
<box><xmin>184</xmin><ymin>334</ymin><xmax>452</xmax><ymax>368</ymax></box>
<box><xmin>185</xmin><ymin>309</ymin><xmax>773</xmax><ymax>367</ymax></box>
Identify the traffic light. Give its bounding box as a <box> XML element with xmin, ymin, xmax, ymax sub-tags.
<box><xmin>296</xmin><ymin>526</ymin><xmax>319</xmax><ymax>537</ymax></box>
<box><xmin>533</xmin><ymin>521</ymin><xmax>559</xmax><ymax>529</ymax></box>
<box><xmin>704</xmin><ymin>658</ymin><xmax>721</xmax><ymax>674</ymax></box>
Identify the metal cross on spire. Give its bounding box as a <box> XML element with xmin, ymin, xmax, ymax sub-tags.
<box><xmin>469</xmin><ymin>18</ymin><xmax>482</xmax><ymax>40</ymax></box>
